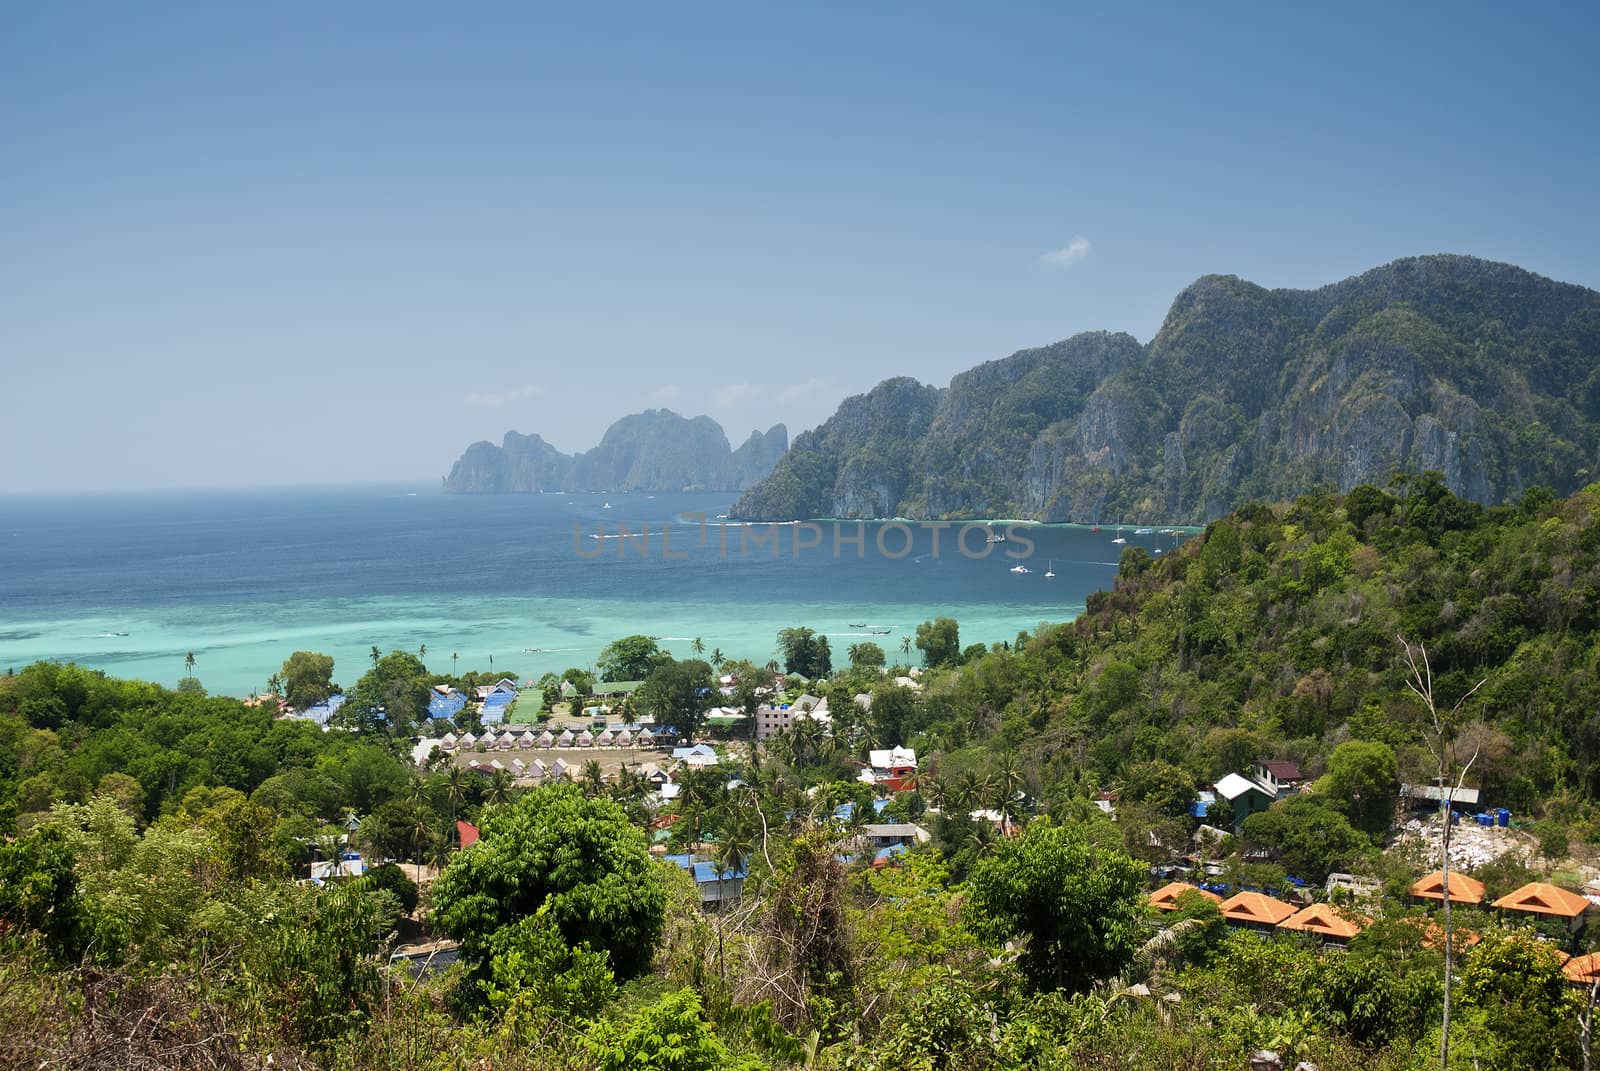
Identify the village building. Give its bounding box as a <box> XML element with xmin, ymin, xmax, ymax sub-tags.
<box><xmin>1409</xmin><ymin>871</ymin><xmax>1486</xmax><ymax>906</ymax></box>
<box><xmin>1213</xmin><ymin>772</ymin><xmax>1276</xmax><ymax>828</ymax></box>
<box><xmin>1251</xmin><ymin>759</ymin><xmax>1305</xmax><ymax>796</ymax></box>
<box><xmin>858</xmin><ymin>747</ymin><xmax>917</xmax><ymax>792</ymax></box>
<box><xmin>1148</xmin><ymin>882</ymin><xmax>1223</xmax><ymax>912</ymax></box>
<box><xmin>1218</xmin><ymin>891</ymin><xmax>1297</xmax><ymax>932</ymax></box>
<box><xmin>1278</xmin><ymin>903</ymin><xmax>1367</xmax><ymax>945</ymax></box>
<box><xmin>1493</xmin><ymin>881</ymin><xmax>1592</xmax><ymax>932</ymax></box>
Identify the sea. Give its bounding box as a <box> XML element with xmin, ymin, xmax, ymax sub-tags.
<box><xmin>0</xmin><ymin>485</ymin><xmax>1190</xmax><ymax>698</ymax></box>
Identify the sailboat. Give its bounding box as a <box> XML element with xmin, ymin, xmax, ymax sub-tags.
<box><xmin>1044</xmin><ymin>559</ymin><xmax>1055</xmax><ymax>578</ymax></box>
<box><xmin>1111</xmin><ymin>523</ymin><xmax>1127</xmax><ymax>545</ymax></box>
<box><xmin>1009</xmin><ymin>563</ymin><xmax>1030</xmax><ymax>574</ymax></box>
<box><xmin>985</xmin><ymin>526</ymin><xmax>1006</xmax><ymax>543</ymax></box>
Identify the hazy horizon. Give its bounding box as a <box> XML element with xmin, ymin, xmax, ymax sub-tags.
<box><xmin>5</xmin><ymin>3</ymin><xmax>1599</xmax><ymax>493</ymax></box>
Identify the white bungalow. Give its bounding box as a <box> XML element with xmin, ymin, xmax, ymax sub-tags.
<box><xmin>637</xmin><ymin>727</ymin><xmax>655</xmax><ymax>746</ymax></box>
<box><xmin>495</xmin><ymin>732</ymin><xmax>515</xmax><ymax>750</ymax></box>
<box><xmin>576</xmin><ymin>729</ymin><xmax>595</xmax><ymax>747</ymax></box>
<box><xmin>530</xmin><ymin>758</ymin><xmax>548</xmax><ymax>778</ymax></box>
<box><xmin>517</xmin><ymin>731</ymin><xmax>536</xmax><ymax>749</ymax></box>
<box><xmin>598</xmin><ymin>729</ymin><xmax>616</xmax><ymax>747</ymax></box>
<box><xmin>548</xmin><ymin>759</ymin><xmax>569</xmax><ymax>781</ymax></box>
<box><xmin>614</xmin><ymin>728</ymin><xmax>633</xmax><ymax>747</ymax></box>
<box><xmin>537</xmin><ymin>729</ymin><xmax>555</xmax><ymax>748</ymax></box>
<box><xmin>440</xmin><ymin>733</ymin><xmax>458</xmax><ymax>751</ymax></box>
<box><xmin>557</xmin><ymin>729</ymin><xmax>575</xmax><ymax>748</ymax></box>
<box><xmin>457</xmin><ymin>732</ymin><xmax>477</xmax><ymax>750</ymax></box>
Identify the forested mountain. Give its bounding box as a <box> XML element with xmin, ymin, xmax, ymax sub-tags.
<box><xmin>444</xmin><ymin>410</ymin><xmax>788</xmax><ymax>493</ymax></box>
<box><xmin>732</xmin><ymin>256</ymin><xmax>1600</xmax><ymax>523</ymax></box>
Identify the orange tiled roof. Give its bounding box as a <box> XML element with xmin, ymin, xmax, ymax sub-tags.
<box><xmin>1149</xmin><ymin>881</ymin><xmax>1223</xmax><ymax>911</ymax></box>
<box><xmin>1493</xmin><ymin>882</ymin><xmax>1591</xmax><ymax>918</ymax></box>
<box><xmin>1395</xmin><ymin>916</ymin><xmax>1482</xmax><ymax>950</ymax></box>
<box><xmin>1279</xmin><ymin>903</ymin><xmax>1368</xmax><ymax>940</ymax></box>
<box><xmin>1218</xmin><ymin>891</ymin><xmax>1297</xmax><ymax>927</ymax></box>
<box><xmin>1565</xmin><ymin>952</ymin><xmax>1600</xmax><ymax>985</ymax></box>
<box><xmin>1410</xmin><ymin>871</ymin><xmax>1486</xmax><ymax>905</ymax></box>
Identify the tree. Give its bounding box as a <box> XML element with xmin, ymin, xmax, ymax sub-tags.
<box><xmin>1457</xmin><ymin>934</ymin><xmax>1580</xmax><ymax>1071</ymax></box>
<box><xmin>1120</xmin><ymin>759</ymin><xmax>1198</xmax><ymax>819</ymax></box>
<box><xmin>963</xmin><ymin>819</ymin><xmax>1144</xmax><ymax>994</ymax></box>
<box><xmin>914</xmin><ymin>617</ymin><xmax>961</xmax><ymax>668</ymax></box>
<box><xmin>847</xmin><ymin>641</ymin><xmax>886</xmax><ymax>670</ymax></box>
<box><xmin>484</xmin><ymin>908</ymin><xmax>617</xmax><ymax>1019</ymax></box>
<box><xmin>637</xmin><ymin>658</ymin><xmax>715</xmax><ymax>741</ymax></box>
<box><xmin>340</xmin><ymin>650</ymin><xmax>430</xmax><ymax>735</ymax></box>
<box><xmin>1240</xmin><ymin>797</ymin><xmax>1370</xmax><ymax>884</ymax></box>
<box><xmin>280</xmin><ymin>650</ymin><xmax>337</xmax><ymax>711</ymax></box>
<box><xmin>184</xmin><ymin>651</ymin><xmax>196</xmax><ymax>676</ymax></box>
<box><xmin>690</xmin><ymin>636</ymin><xmax>705</xmax><ymax>657</ymax></box>
<box><xmin>868</xmin><ymin>683</ymin><xmax>920</xmax><ymax>748</ymax></box>
<box><xmin>1400</xmin><ymin>633</ymin><xmax>1487</xmax><ymax>1071</ymax></box>
<box><xmin>777</xmin><ymin>627</ymin><xmax>832</xmax><ymax>678</ymax></box>
<box><xmin>1321</xmin><ymin>740</ymin><xmax>1399</xmax><ymax>837</ymax></box>
<box><xmin>592</xmin><ymin>989</ymin><xmax>762</xmax><ymax>1071</ymax></box>
<box><xmin>597</xmin><ymin>635</ymin><xmax>667</xmax><ymax>682</ymax></box>
<box><xmin>432</xmin><ymin>784</ymin><xmax>667</xmax><ymax>993</ymax></box>
<box><xmin>0</xmin><ymin>825</ymin><xmax>93</xmax><ymax>963</ymax></box>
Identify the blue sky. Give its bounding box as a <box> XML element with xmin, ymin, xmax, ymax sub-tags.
<box><xmin>3</xmin><ymin>2</ymin><xmax>1597</xmax><ymax>491</ymax></box>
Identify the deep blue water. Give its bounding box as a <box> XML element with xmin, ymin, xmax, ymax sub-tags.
<box><xmin>0</xmin><ymin>485</ymin><xmax>1184</xmax><ymax>696</ymax></box>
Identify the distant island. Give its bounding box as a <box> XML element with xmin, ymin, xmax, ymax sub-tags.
<box><xmin>731</xmin><ymin>254</ymin><xmax>1600</xmax><ymax>524</ymax></box>
<box><xmin>443</xmin><ymin>409</ymin><xmax>787</xmax><ymax>493</ymax></box>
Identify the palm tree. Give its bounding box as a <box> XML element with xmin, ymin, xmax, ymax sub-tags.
<box><xmin>711</xmin><ymin>809</ymin><xmax>756</xmax><ymax>982</ymax></box>
<box><xmin>418</xmin><ymin>643</ymin><xmax>427</xmax><ymax>662</ymax></box>
<box><xmin>993</xmin><ymin>751</ymin><xmax>1026</xmax><ymax>834</ymax></box>
<box><xmin>444</xmin><ymin>766</ymin><xmax>467</xmax><ymax>833</ymax></box>
<box><xmin>899</xmin><ymin>636</ymin><xmax>912</xmax><ymax>662</ymax></box>
<box><xmin>581</xmin><ymin>759</ymin><xmax>604</xmax><ymax>796</ymax></box>
<box><xmin>427</xmin><ymin>829</ymin><xmax>453</xmax><ymax>872</ymax></box>
<box><xmin>370</xmin><ymin>646</ymin><xmax>381</xmax><ymax>668</ymax></box>
<box><xmin>406</xmin><ymin>774</ymin><xmax>431</xmax><ymax>809</ymax></box>
<box><xmin>691</xmin><ymin>636</ymin><xmax>705</xmax><ymax>657</ymax></box>
<box><xmin>710</xmin><ymin>648</ymin><xmax>724</xmax><ymax>672</ymax></box>
<box><xmin>184</xmin><ymin>651</ymin><xmax>196</xmax><ymax>676</ymax></box>
<box><xmin>954</xmin><ymin>769</ymin><xmax>994</xmax><ymax>814</ymax></box>
<box><xmin>409</xmin><ymin>806</ymin><xmax>437</xmax><ymax>884</ymax></box>
<box><xmin>486</xmin><ymin>768</ymin><xmax>514</xmax><ymax>807</ymax></box>
<box><xmin>452</xmin><ymin>651</ymin><xmax>459</xmax><ymax>675</ymax></box>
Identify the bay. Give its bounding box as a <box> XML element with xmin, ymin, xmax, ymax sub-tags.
<box><xmin>0</xmin><ymin>485</ymin><xmax>1187</xmax><ymax>697</ymax></box>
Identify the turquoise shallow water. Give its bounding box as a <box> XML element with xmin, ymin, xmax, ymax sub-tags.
<box><xmin>0</xmin><ymin>485</ymin><xmax>1188</xmax><ymax>697</ymax></box>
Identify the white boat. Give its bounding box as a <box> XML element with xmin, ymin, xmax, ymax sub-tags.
<box><xmin>1044</xmin><ymin>560</ymin><xmax>1055</xmax><ymax>578</ymax></box>
<box><xmin>985</xmin><ymin>529</ymin><xmax>1006</xmax><ymax>543</ymax></box>
<box><xmin>1134</xmin><ymin>527</ymin><xmax>1153</xmax><ymax>535</ymax></box>
<box><xmin>602</xmin><ymin>502</ymin><xmax>612</xmax><ymax>510</ymax></box>
<box><xmin>1009</xmin><ymin>564</ymin><xmax>1030</xmax><ymax>574</ymax></box>
<box><xmin>1111</xmin><ymin>536</ymin><xmax>1126</xmax><ymax>545</ymax></box>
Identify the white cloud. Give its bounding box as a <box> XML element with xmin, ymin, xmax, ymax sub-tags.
<box><xmin>777</xmin><ymin>377</ymin><xmax>832</xmax><ymax>403</ymax></box>
<box><xmin>642</xmin><ymin>383</ymin><xmax>683</xmax><ymax>407</ymax></box>
<box><xmin>709</xmin><ymin>378</ymin><xmax>833</xmax><ymax>410</ymax></box>
<box><xmin>1040</xmin><ymin>235</ymin><xmax>1092</xmax><ymax>267</ymax></box>
<box><xmin>465</xmin><ymin>383</ymin><xmax>546</xmax><ymax>408</ymax></box>
<box><xmin>709</xmin><ymin>382</ymin><xmax>762</xmax><ymax>410</ymax></box>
